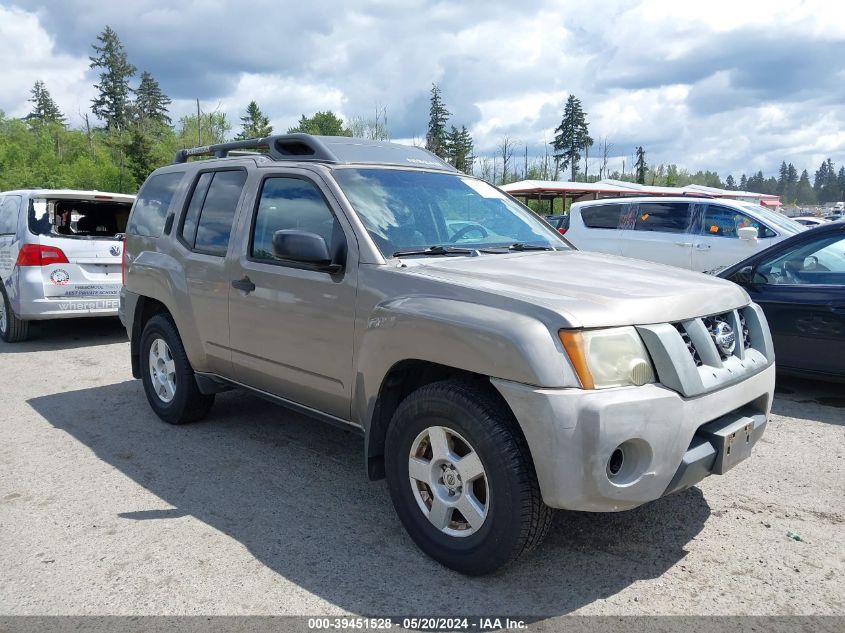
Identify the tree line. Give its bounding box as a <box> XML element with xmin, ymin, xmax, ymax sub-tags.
<box><xmin>2</xmin><ymin>27</ymin><xmax>842</xmax><ymax>205</ymax></box>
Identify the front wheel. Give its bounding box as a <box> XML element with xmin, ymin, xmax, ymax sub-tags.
<box><xmin>385</xmin><ymin>380</ymin><xmax>553</xmax><ymax>575</ymax></box>
<box><xmin>140</xmin><ymin>314</ymin><xmax>214</xmax><ymax>424</ymax></box>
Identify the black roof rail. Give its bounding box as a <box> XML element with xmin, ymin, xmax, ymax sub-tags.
<box><xmin>173</xmin><ymin>133</ymin><xmax>457</xmax><ymax>172</ymax></box>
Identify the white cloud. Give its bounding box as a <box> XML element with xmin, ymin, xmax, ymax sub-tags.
<box><xmin>0</xmin><ymin>5</ymin><xmax>94</xmax><ymax>124</ymax></box>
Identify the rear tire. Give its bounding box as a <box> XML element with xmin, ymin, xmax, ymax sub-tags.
<box><xmin>140</xmin><ymin>314</ymin><xmax>214</xmax><ymax>424</ymax></box>
<box><xmin>0</xmin><ymin>282</ymin><xmax>29</xmax><ymax>343</ymax></box>
<box><xmin>385</xmin><ymin>380</ymin><xmax>553</xmax><ymax>575</ymax></box>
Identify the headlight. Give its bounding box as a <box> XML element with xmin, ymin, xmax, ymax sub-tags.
<box><xmin>559</xmin><ymin>327</ymin><xmax>655</xmax><ymax>389</ymax></box>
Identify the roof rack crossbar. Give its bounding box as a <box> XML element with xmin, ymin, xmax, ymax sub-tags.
<box><xmin>173</xmin><ymin>134</ymin><xmax>338</xmax><ymax>164</ymax></box>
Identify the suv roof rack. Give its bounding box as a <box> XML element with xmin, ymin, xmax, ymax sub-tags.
<box><xmin>173</xmin><ymin>133</ymin><xmax>457</xmax><ymax>172</ymax></box>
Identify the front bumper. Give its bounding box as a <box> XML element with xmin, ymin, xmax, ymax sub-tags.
<box><xmin>492</xmin><ymin>362</ymin><xmax>775</xmax><ymax>512</ymax></box>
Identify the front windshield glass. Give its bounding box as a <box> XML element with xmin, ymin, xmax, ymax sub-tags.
<box><xmin>740</xmin><ymin>203</ymin><xmax>805</xmax><ymax>234</ymax></box>
<box><xmin>333</xmin><ymin>168</ymin><xmax>567</xmax><ymax>256</ymax></box>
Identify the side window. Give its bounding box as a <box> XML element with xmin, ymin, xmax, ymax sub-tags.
<box><xmin>181</xmin><ymin>170</ymin><xmax>247</xmax><ymax>256</ymax></box>
<box><xmin>251</xmin><ymin>177</ymin><xmax>341</xmax><ymax>262</ymax></box>
<box><xmin>756</xmin><ymin>234</ymin><xmax>845</xmax><ymax>285</ymax></box>
<box><xmin>633</xmin><ymin>203</ymin><xmax>691</xmax><ymax>233</ymax></box>
<box><xmin>580</xmin><ymin>204</ymin><xmax>623</xmax><ymax>229</ymax></box>
<box><xmin>127</xmin><ymin>172</ymin><xmax>184</xmax><ymax>237</ymax></box>
<box><xmin>0</xmin><ymin>196</ymin><xmax>21</xmax><ymax>234</ymax></box>
<box><xmin>702</xmin><ymin>205</ymin><xmax>776</xmax><ymax>239</ymax></box>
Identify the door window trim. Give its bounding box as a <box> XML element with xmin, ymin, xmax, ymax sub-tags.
<box><xmin>245</xmin><ymin>173</ymin><xmax>348</xmax><ymax>273</ymax></box>
<box><xmin>176</xmin><ymin>167</ymin><xmax>248</xmax><ymax>257</ymax></box>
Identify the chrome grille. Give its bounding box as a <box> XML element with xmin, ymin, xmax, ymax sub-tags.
<box><xmin>675</xmin><ymin>323</ymin><xmax>702</xmax><ymax>367</ymax></box>
<box><xmin>739</xmin><ymin>312</ymin><xmax>752</xmax><ymax>350</ymax></box>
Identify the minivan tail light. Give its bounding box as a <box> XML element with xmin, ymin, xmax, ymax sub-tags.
<box><xmin>15</xmin><ymin>244</ymin><xmax>69</xmax><ymax>267</ymax></box>
<box><xmin>558</xmin><ymin>227</ymin><xmax>567</xmax><ymax>235</ymax></box>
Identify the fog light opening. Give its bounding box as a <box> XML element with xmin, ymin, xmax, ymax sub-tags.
<box><xmin>607</xmin><ymin>447</ymin><xmax>625</xmax><ymax>478</ymax></box>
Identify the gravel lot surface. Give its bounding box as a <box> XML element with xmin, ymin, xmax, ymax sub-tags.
<box><xmin>1</xmin><ymin>318</ymin><xmax>843</xmax><ymax>619</ymax></box>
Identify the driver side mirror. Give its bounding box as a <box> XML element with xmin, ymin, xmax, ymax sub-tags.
<box><xmin>738</xmin><ymin>226</ymin><xmax>758</xmax><ymax>242</ymax></box>
<box><xmin>272</xmin><ymin>230</ymin><xmax>342</xmax><ymax>273</ymax></box>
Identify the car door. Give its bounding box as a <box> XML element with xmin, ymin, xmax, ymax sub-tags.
<box><xmin>618</xmin><ymin>201</ymin><xmax>693</xmax><ymax>268</ymax></box>
<box><xmin>692</xmin><ymin>204</ymin><xmax>776</xmax><ymax>272</ymax></box>
<box><xmin>742</xmin><ymin>231</ymin><xmax>845</xmax><ymax>376</ymax></box>
<box><xmin>227</xmin><ymin>171</ymin><xmax>358</xmax><ymax>420</ymax></box>
<box><xmin>176</xmin><ymin>168</ymin><xmax>249</xmax><ymax>376</ymax></box>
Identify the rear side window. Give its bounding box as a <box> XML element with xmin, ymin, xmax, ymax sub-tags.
<box><xmin>0</xmin><ymin>195</ymin><xmax>21</xmax><ymax>234</ymax></box>
<box><xmin>181</xmin><ymin>170</ymin><xmax>247</xmax><ymax>256</ymax></box>
<box><xmin>250</xmin><ymin>177</ymin><xmax>341</xmax><ymax>262</ymax></box>
<box><xmin>701</xmin><ymin>205</ymin><xmax>776</xmax><ymax>239</ymax></box>
<box><xmin>633</xmin><ymin>202</ymin><xmax>691</xmax><ymax>233</ymax></box>
<box><xmin>580</xmin><ymin>204</ymin><xmax>623</xmax><ymax>229</ymax></box>
<box><xmin>127</xmin><ymin>172</ymin><xmax>184</xmax><ymax>237</ymax></box>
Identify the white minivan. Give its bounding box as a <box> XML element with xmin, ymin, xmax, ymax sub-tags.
<box><xmin>0</xmin><ymin>189</ymin><xmax>135</xmax><ymax>342</ymax></box>
<box><xmin>564</xmin><ymin>196</ymin><xmax>805</xmax><ymax>272</ymax></box>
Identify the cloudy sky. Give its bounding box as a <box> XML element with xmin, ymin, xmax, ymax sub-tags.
<box><xmin>2</xmin><ymin>0</ymin><xmax>844</xmax><ymax>178</ymax></box>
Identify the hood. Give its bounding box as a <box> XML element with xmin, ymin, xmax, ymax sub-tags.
<box><xmin>404</xmin><ymin>250</ymin><xmax>750</xmax><ymax>328</ymax></box>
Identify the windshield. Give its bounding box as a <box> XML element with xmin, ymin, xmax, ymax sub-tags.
<box><xmin>739</xmin><ymin>203</ymin><xmax>805</xmax><ymax>235</ymax></box>
<box><xmin>332</xmin><ymin>168</ymin><xmax>567</xmax><ymax>256</ymax></box>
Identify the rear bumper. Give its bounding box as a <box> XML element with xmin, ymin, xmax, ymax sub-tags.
<box><xmin>10</xmin><ymin>268</ymin><xmax>119</xmax><ymax>319</ymax></box>
<box><xmin>492</xmin><ymin>363</ymin><xmax>775</xmax><ymax>512</ymax></box>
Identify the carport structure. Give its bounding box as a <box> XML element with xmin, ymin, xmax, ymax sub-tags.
<box><xmin>501</xmin><ymin>179</ymin><xmax>781</xmax><ymax>214</ymax></box>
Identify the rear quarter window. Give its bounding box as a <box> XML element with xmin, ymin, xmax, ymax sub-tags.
<box><xmin>127</xmin><ymin>172</ymin><xmax>185</xmax><ymax>237</ymax></box>
<box><xmin>579</xmin><ymin>204</ymin><xmax>623</xmax><ymax>229</ymax></box>
<box><xmin>0</xmin><ymin>195</ymin><xmax>21</xmax><ymax>234</ymax></box>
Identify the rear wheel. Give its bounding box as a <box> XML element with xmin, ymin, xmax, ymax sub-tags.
<box><xmin>0</xmin><ymin>282</ymin><xmax>29</xmax><ymax>343</ymax></box>
<box><xmin>140</xmin><ymin>314</ymin><xmax>214</xmax><ymax>424</ymax></box>
<box><xmin>385</xmin><ymin>380</ymin><xmax>553</xmax><ymax>575</ymax></box>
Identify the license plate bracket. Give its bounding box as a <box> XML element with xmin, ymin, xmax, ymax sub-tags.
<box><xmin>696</xmin><ymin>410</ymin><xmax>767</xmax><ymax>475</ymax></box>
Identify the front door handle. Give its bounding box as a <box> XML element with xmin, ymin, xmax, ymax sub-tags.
<box><xmin>830</xmin><ymin>305</ymin><xmax>845</xmax><ymax>315</ymax></box>
<box><xmin>675</xmin><ymin>241</ymin><xmax>693</xmax><ymax>247</ymax></box>
<box><xmin>695</xmin><ymin>243</ymin><xmax>711</xmax><ymax>250</ymax></box>
<box><xmin>231</xmin><ymin>276</ymin><xmax>256</xmax><ymax>293</ymax></box>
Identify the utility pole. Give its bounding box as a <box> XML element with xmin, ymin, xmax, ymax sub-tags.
<box><xmin>197</xmin><ymin>98</ymin><xmax>202</xmax><ymax>146</ymax></box>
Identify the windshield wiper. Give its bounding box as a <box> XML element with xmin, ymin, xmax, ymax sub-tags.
<box><xmin>392</xmin><ymin>245</ymin><xmax>478</xmax><ymax>257</ymax></box>
<box><xmin>508</xmin><ymin>242</ymin><xmax>554</xmax><ymax>251</ymax></box>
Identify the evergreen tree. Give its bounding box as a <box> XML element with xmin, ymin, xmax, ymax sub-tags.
<box><xmin>796</xmin><ymin>169</ymin><xmax>815</xmax><ymax>205</ymax></box>
<box><xmin>786</xmin><ymin>163</ymin><xmax>798</xmax><ymax>203</ymax></box>
<box><xmin>236</xmin><ymin>101</ymin><xmax>273</xmax><ymax>140</ymax></box>
<box><xmin>665</xmin><ymin>164</ymin><xmax>679</xmax><ymax>187</ymax></box>
<box><xmin>777</xmin><ymin>161</ymin><xmax>788</xmax><ymax>198</ymax></box>
<box><xmin>634</xmin><ymin>146</ymin><xmax>647</xmax><ymax>184</ymax></box>
<box><xmin>425</xmin><ymin>84</ymin><xmax>450</xmax><ymax>159</ymax></box>
<box><xmin>132</xmin><ymin>71</ymin><xmax>171</xmax><ymax>126</ymax></box>
<box><xmin>739</xmin><ymin>173</ymin><xmax>748</xmax><ymax>190</ymax></box>
<box><xmin>551</xmin><ymin>95</ymin><xmax>590</xmax><ymax>180</ymax></box>
<box><xmin>125</xmin><ymin>126</ymin><xmax>157</xmax><ymax>187</ymax></box>
<box><xmin>724</xmin><ymin>174</ymin><xmax>736</xmax><ymax>190</ymax></box>
<box><xmin>838</xmin><ymin>167</ymin><xmax>845</xmax><ymax>202</ymax></box>
<box><xmin>445</xmin><ymin>125</ymin><xmax>475</xmax><ymax>173</ymax></box>
<box><xmin>89</xmin><ymin>26</ymin><xmax>136</xmax><ymax>130</ymax></box>
<box><xmin>287</xmin><ymin>111</ymin><xmax>351</xmax><ymax>136</ymax></box>
<box><xmin>26</xmin><ymin>81</ymin><xmax>65</xmax><ymax>125</ymax></box>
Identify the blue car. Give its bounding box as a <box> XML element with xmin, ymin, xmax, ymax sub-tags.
<box><xmin>718</xmin><ymin>222</ymin><xmax>845</xmax><ymax>380</ymax></box>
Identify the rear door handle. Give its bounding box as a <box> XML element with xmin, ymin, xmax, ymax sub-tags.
<box><xmin>695</xmin><ymin>243</ymin><xmax>711</xmax><ymax>250</ymax></box>
<box><xmin>830</xmin><ymin>305</ymin><xmax>845</xmax><ymax>315</ymax></box>
<box><xmin>675</xmin><ymin>241</ymin><xmax>693</xmax><ymax>247</ymax></box>
<box><xmin>231</xmin><ymin>276</ymin><xmax>256</xmax><ymax>293</ymax></box>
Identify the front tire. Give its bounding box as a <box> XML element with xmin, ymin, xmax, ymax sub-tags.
<box><xmin>385</xmin><ymin>380</ymin><xmax>553</xmax><ymax>575</ymax></box>
<box><xmin>140</xmin><ymin>314</ymin><xmax>214</xmax><ymax>424</ymax></box>
<box><xmin>0</xmin><ymin>282</ymin><xmax>29</xmax><ymax>343</ymax></box>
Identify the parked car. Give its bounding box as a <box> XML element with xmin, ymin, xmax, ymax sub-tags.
<box><xmin>0</xmin><ymin>189</ymin><xmax>135</xmax><ymax>342</ymax></box>
<box><xmin>792</xmin><ymin>216</ymin><xmax>828</xmax><ymax>227</ymax></box>
<box><xmin>564</xmin><ymin>196</ymin><xmax>805</xmax><ymax>272</ymax></box>
<box><xmin>718</xmin><ymin>222</ymin><xmax>845</xmax><ymax>380</ymax></box>
<box><xmin>545</xmin><ymin>213</ymin><xmax>570</xmax><ymax>234</ymax></box>
<box><xmin>121</xmin><ymin>134</ymin><xmax>775</xmax><ymax>575</ymax></box>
